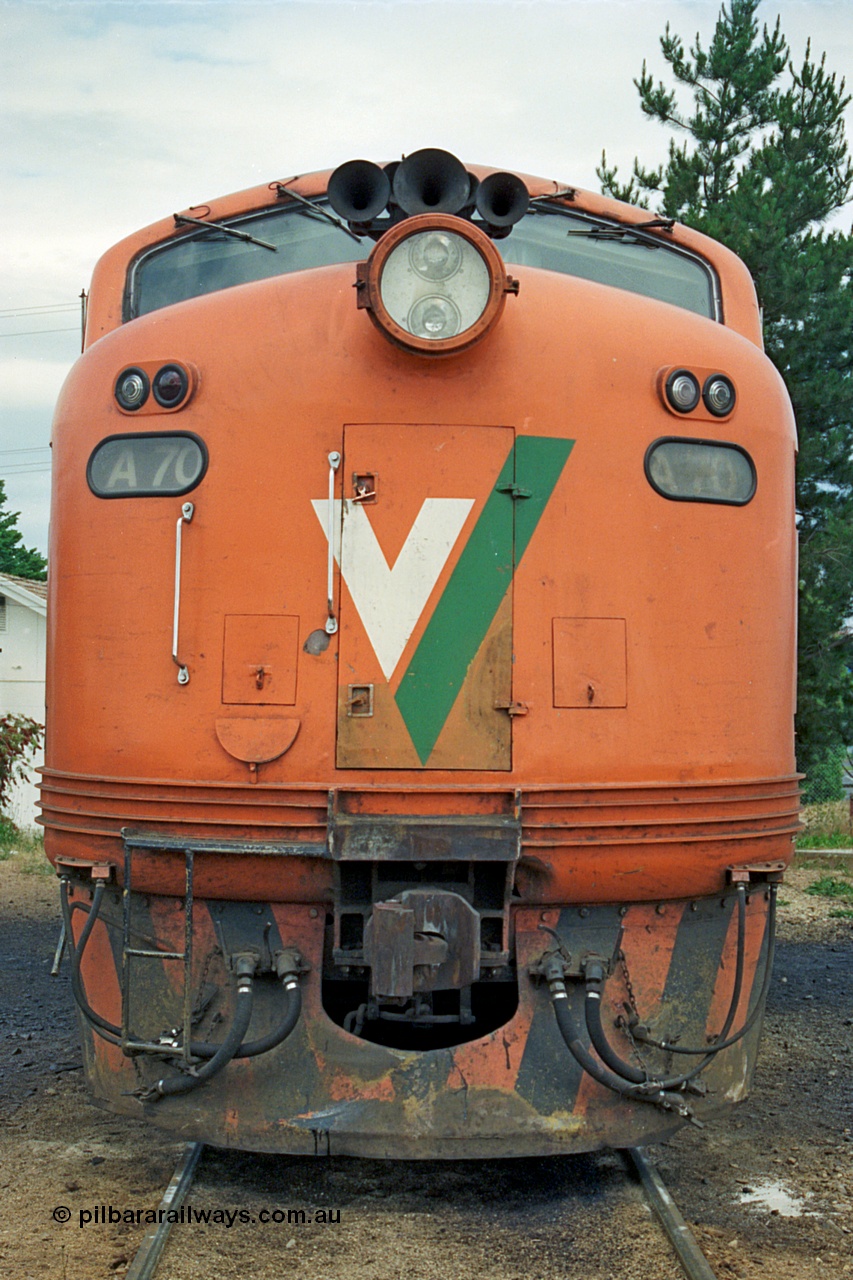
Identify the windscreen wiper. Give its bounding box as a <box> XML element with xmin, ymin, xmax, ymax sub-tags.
<box><xmin>173</xmin><ymin>213</ymin><xmax>278</xmax><ymax>251</ymax></box>
<box><xmin>275</xmin><ymin>185</ymin><xmax>363</xmax><ymax>243</ymax></box>
<box><xmin>566</xmin><ymin>219</ymin><xmax>675</xmax><ymax>241</ymax></box>
<box><xmin>530</xmin><ymin>188</ymin><xmax>578</xmax><ymax>205</ymax></box>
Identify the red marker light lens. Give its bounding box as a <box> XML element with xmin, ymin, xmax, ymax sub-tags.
<box><xmin>152</xmin><ymin>364</ymin><xmax>189</xmax><ymax>408</ymax></box>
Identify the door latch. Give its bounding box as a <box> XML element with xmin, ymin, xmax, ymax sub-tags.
<box><xmin>347</xmin><ymin>684</ymin><xmax>374</xmax><ymax>717</ymax></box>
<box><xmin>352</xmin><ymin>473</ymin><xmax>377</xmax><ymax>504</ymax></box>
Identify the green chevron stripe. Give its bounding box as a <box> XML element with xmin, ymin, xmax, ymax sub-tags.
<box><xmin>395</xmin><ymin>436</ymin><xmax>574</xmax><ymax>764</ymax></box>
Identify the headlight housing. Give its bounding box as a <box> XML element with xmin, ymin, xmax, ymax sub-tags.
<box><xmin>355</xmin><ymin>214</ymin><xmax>519</xmax><ymax>355</ymax></box>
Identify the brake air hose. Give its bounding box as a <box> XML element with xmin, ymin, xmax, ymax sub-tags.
<box><xmin>59</xmin><ymin>877</ymin><xmax>124</xmax><ymax>1045</ymax></box>
<box><xmin>582</xmin><ymin>882</ymin><xmax>749</xmax><ymax>1088</ymax></box>
<box><xmin>149</xmin><ymin>958</ymin><xmax>256</xmax><ymax>1099</ymax></box>
<box><xmin>187</xmin><ymin>972</ymin><xmax>302</xmax><ymax>1060</ymax></box>
<box><xmin>630</xmin><ymin>883</ymin><xmax>777</xmax><ymax>1057</ymax></box>
<box><xmin>547</xmin><ymin>882</ymin><xmax>777</xmax><ymax>1108</ymax></box>
<box><xmin>60</xmin><ymin>877</ymin><xmax>302</xmax><ymax>1069</ymax></box>
<box><xmin>545</xmin><ymin>957</ymin><xmax>693</xmax><ymax>1117</ymax></box>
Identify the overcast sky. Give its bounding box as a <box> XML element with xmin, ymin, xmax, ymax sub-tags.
<box><xmin>2</xmin><ymin>0</ymin><xmax>851</xmax><ymax>555</ymax></box>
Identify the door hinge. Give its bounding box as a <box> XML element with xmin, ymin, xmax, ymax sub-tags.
<box><xmin>496</xmin><ymin>482</ymin><xmax>532</xmax><ymax>500</ymax></box>
<box><xmin>494</xmin><ymin>700</ymin><xmax>529</xmax><ymax>717</ymax></box>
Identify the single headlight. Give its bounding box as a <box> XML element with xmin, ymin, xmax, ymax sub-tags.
<box><xmin>355</xmin><ymin>215</ymin><xmax>519</xmax><ymax>355</ymax></box>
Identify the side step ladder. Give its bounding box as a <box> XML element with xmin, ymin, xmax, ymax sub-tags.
<box><xmin>120</xmin><ymin>832</ymin><xmax>195</xmax><ymax>1063</ymax></box>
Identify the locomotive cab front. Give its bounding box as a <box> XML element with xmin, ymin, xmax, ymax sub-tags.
<box><xmin>44</xmin><ymin>149</ymin><xmax>798</xmax><ymax>1157</ymax></box>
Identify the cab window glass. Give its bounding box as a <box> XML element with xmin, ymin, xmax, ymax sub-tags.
<box><xmin>130</xmin><ymin>209</ymin><xmax>368</xmax><ymax>317</ymax></box>
<box><xmin>502</xmin><ymin>212</ymin><xmax>715</xmax><ymax>318</ymax></box>
<box><xmin>129</xmin><ymin>203</ymin><xmax>717</xmax><ymax>321</ymax></box>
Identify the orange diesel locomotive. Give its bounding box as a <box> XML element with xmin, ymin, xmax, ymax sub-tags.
<box><xmin>44</xmin><ymin>150</ymin><xmax>799</xmax><ymax>1157</ymax></box>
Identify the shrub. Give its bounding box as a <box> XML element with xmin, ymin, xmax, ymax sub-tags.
<box><xmin>0</xmin><ymin>714</ymin><xmax>43</xmax><ymax>813</ymax></box>
<box><xmin>797</xmin><ymin>800</ymin><xmax>851</xmax><ymax>848</ymax></box>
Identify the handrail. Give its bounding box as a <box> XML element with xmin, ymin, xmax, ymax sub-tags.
<box><xmin>325</xmin><ymin>452</ymin><xmax>341</xmax><ymax>634</ymax></box>
<box><xmin>172</xmin><ymin>501</ymin><xmax>194</xmax><ymax>684</ymax></box>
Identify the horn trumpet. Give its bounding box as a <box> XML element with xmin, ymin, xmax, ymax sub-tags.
<box><xmin>392</xmin><ymin>148</ymin><xmax>471</xmax><ymax>216</ymax></box>
<box><xmin>327</xmin><ymin>159</ymin><xmax>391</xmax><ymax>224</ymax></box>
<box><xmin>475</xmin><ymin>172</ymin><xmax>530</xmax><ymax>230</ymax></box>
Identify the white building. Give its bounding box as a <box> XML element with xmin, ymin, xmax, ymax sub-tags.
<box><xmin>0</xmin><ymin>573</ymin><xmax>47</xmax><ymax>829</ymax></box>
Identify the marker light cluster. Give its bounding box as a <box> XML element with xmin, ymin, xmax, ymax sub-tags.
<box><xmin>355</xmin><ymin>214</ymin><xmax>519</xmax><ymax>356</ymax></box>
<box><xmin>664</xmin><ymin>369</ymin><xmax>736</xmax><ymax>418</ymax></box>
<box><xmin>115</xmin><ymin>363</ymin><xmax>192</xmax><ymax>413</ymax></box>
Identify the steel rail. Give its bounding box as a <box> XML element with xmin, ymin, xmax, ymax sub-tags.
<box><xmin>125</xmin><ymin>1142</ymin><xmax>204</xmax><ymax>1280</ymax></box>
<box><xmin>122</xmin><ymin>1139</ymin><xmax>716</xmax><ymax>1280</ymax></box>
<box><xmin>626</xmin><ymin>1147</ymin><xmax>719</xmax><ymax>1280</ymax></box>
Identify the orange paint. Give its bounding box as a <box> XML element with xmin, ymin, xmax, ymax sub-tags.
<box><xmin>45</xmin><ymin>154</ymin><xmax>797</xmax><ymax>1155</ymax></box>
<box><xmin>326</xmin><ymin>1071</ymin><xmax>396</xmax><ymax>1104</ymax></box>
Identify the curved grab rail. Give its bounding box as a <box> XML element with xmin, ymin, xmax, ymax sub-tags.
<box><xmin>172</xmin><ymin>502</ymin><xmax>194</xmax><ymax>683</ymax></box>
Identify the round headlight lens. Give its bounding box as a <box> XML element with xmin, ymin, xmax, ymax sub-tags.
<box><xmin>355</xmin><ymin>214</ymin><xmax>518</xmax><ymax>355</ymax></box>
<box><xmin>409</xmin><ymin>295</ymin><xmax>461</xmax><ymax>339</ymax></box>
<box><xmin>379</xmin><ymin>229</ymin><xmax>490</xmax><ymax>341</ymax></box>
<box><xmin>665</xmin><ymin>369</ymin><xmax>701</xmax><ymax>414</ymax></box>
<box><xmin>703</xmin><ymin>374</ymin><xmax>736</xmax><ymax>417</ymax></box>
<box><xmin>409</xmin><ymin>231</ymin><xmax>463</xmax><ymax>281</ymax></box>
<box><xmin>115</xmin><ymin>368</ymin><xmax>149</xmax><ymax>411</ymax></box>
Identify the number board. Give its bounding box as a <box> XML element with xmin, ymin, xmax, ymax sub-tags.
<box><xmin>87</xmin><ymin>433</ymin><xmax>208</xmax><ymax>498</ymax></box>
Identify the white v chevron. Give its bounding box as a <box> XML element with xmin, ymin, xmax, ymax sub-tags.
<box><xmin>312</xmin><ymin>497</ymin><xmax>474</xmax><ymax>679</ymax></box>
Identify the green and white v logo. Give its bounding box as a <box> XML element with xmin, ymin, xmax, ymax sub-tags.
<box><xmin>311</xmin><ymin>497</ymin><xmax>475</xmax><ymax>680</ymax></box>
<box><xmin>314</xmin><ymin>435</ymin><xmax>573</xmax><ymax>764</ymax></box>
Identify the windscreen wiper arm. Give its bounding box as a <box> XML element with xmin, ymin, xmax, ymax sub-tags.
<box><xmin>565</xmin><ymin>219</ymin><xmax>675</xmax><ymax>241</ymax></box>
<box><xmin>530</xmin><ymin>188</ymin><xmax>578</xmax><ymax>205</ymax></box>
<box><xmin>173</xmin><ymin>213</ymin><xmax>278</xmax><ymax>251</ymax></box>
<box><xmin>275</xmin><ymin>185</ymin><xmax>363</xmax><ymax>243</ymax></box>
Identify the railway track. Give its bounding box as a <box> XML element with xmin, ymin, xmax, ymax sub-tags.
<box><xmin>126</xmin><ymin>1142</ymin><xmax>721</xmax><ymax>1280</ymax></box>
<box><xmin>125</xmin><ymin>1144</ymin><xmax>203</xmax><ymax>1280</ymax></box>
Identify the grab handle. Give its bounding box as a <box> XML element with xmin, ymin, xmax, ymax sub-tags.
<box><xmin>325</xmin><ymin>452</ymin><xmax>341</xmax><ymax>634</ymax></box>
<box><xmin>173</xmin><ymin>502</ymin><xmax>194</xmax><ymax>684</ymax></box>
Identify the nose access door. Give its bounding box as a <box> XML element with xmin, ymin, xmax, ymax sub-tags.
<box><xmin>335</xmin><ymin>424</ymin><xmax>515</xmax><ymax>770</ymax></box>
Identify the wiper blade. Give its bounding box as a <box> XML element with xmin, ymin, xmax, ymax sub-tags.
<box><xmin>276</xmin><ymin>185</ymin><xmax>363</xmax><ymax>243</ymax></box>
<box><xmin>530</xmin><ymin>187</ymin><xmax>578</xmax><ymax>205</ymax></box>
<box><xmin>566</xmin><ymin>219</ymin><xmax>675</xmax><ymax>241</ymax></box>
<box><xmin>173</xmin><ymin>213</ymin><xmax>277</xmax><ymax>252</ymax></box>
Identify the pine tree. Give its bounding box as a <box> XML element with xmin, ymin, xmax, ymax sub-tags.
<box><xmin>0</xmin><ymin>480</ymin><xmax>47</xmax><ymax>581</ymax></box>
<box><xmin>598</xmin><ymin>0</ymin><xmax>853</xmax><ymax>784</ymax></box>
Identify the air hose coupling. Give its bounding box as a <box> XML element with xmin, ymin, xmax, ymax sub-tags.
<box><xmin>654</xmin><ymin>1091</ymin><xmax>694</xmax><ymax>1120</ymax></box>
<box><xmin>581</xmin><ymin>956</ymin><xmax>607</xmax><ymax>989</ymax></box>
<box><xmin>543</xmin><ymin>953</ymin><xmax>568</xmax><ymax>1000</ymax></box>
<box><xmin>274</xmin><ymin>947</ymin><xmax>306</xmax><ymax>990</ymax></box>
<box><xmin>231</xmin><ymin>952</ymin><xmax>259</xmax><ymax>986</ymax></box>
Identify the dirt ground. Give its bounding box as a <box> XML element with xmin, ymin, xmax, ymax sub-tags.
<box><xmin>0</xmin><ymin>852</ymin><xmax>850</xmax><ymax>1280</ymax></box>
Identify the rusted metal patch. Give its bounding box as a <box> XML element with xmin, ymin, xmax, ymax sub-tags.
<box><xmin>68</xmin><ymin>882</ymin><xmax>773</xmax><ymax>1158</ymax></box>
